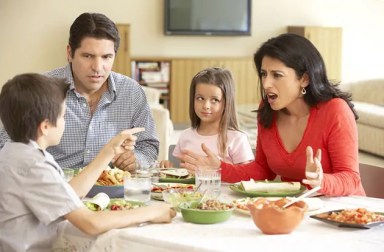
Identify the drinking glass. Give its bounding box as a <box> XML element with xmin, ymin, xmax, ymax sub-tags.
<box><xmin>136</xmin><ymin>160</ymin><xmax>160</xmax><ymax>183</ymax></box>
<box><xmin>124</xmin><ymin>175</ymin><xmax>152</xmax><ymax>203</ymax></box>
<box><xmin>62</xmin><ymin>168</ymin><xmax>74</xmax><ymax>182</ymax></box>
<box><xmin>195</xmin><ymin>167</ymin><xmax>221</xmax><ymax>199</ymax></box>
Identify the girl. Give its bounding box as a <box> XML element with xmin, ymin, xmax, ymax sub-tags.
<box><xmin>167</xmin><ymin>67</ymin><xmax>254</xmax><ymax>167</ymax></box>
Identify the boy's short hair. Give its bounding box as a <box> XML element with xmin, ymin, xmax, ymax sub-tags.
<box><xmin>0</xmin><ymin>73</ymin><xmax>69</xmax><ymax>143</ymax></box>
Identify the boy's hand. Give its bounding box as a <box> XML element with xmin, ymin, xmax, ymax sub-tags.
<box><xmin>109</xmin><ymin>128</ymin><xmax>145</xmax><ymax>172</ymax></box>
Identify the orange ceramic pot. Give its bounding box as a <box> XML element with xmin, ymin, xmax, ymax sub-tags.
<box><xmin>248</xmin><ymin>198</ymin><xmax>308</xmax><ymax>235</ymax></box>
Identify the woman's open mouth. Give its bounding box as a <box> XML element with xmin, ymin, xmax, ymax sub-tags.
<box><xmin>266</xmin><ymin>92</ymin><xmax>278</xmax><ymax>104</ymax></box>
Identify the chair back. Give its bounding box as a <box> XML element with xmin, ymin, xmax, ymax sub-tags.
<box><xmin>359</xmin><ymin>163</ymin><xmax>384</xmax><ymax>198</ymax></box>
<box><xmin>168</xmin><ymin>144</ymin><xmax>180</xmax><ymax>167</ymax></box>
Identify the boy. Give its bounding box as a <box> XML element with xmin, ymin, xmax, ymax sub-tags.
<box><xmin>0</xmin><ymin>74</ymin><xmax>175</xmax><ymax>251</ymax></box>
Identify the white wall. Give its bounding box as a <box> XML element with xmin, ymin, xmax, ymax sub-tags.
<box><xmin>1</xmin><ymin>0</ymin><xmax>383</xmax><ymax>86</ymax></box>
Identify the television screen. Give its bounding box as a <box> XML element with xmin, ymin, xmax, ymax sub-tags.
<box><xmin>164</xmin><ymin>0</ymin><xmax>251</xmax><ymax>36</ymax></box>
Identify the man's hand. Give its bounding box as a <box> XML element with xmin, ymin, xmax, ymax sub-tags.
<box><xmin>112</xmin><ymin>150</ymin><xmax>137</xmax><ymax>172</ymax></box>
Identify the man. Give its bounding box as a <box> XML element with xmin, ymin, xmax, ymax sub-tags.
<box><xmin>0</xmin><ymin>13</ymin><xmax>159</xmax><ymax>172</ymax></box>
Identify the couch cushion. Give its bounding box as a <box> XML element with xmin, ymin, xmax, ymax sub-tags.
<box><xmin>354</xmin><ymin>101</ymin><xmax>384</xmax><ymax>129</ymax></box>
<box><xmin>344</xmin><ymin>79</ymin><xmax>384</xmax><ymax>105</ymax></box>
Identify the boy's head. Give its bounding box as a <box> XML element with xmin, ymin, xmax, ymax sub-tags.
<box><xmin>68</xmin><ymin>12</ymin><xmax>120</xmax><ymax>57</ymax></box>
<box><xmin>0</xmin><ymin>73</ymin><xmax>69</xmax><ymax>144</ymax></box>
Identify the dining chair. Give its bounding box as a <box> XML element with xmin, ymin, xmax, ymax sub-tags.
<box><xmin>359</xmin><ymin>163</ymin><xmax>384</xmax><ymax>198</ymax></box>
<box><xmin>168</xmin><ymin>144</ymin><xmax>180</xmax><ymax>167</ymax></box>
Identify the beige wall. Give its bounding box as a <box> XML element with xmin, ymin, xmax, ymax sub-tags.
<box><xmin>1</xmin><ymin>0</ymin><xmax>384</xmax><ymax>86</ymax></box>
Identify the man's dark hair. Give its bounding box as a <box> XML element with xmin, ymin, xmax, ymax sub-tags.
<box><xmin>68</xmin><ymin>12</ymin><xmax>120</xmax><ymax>57</ymax></box>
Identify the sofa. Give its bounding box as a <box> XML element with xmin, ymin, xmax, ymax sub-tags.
<box><xmin>142</xmin><ymin>86</ymin><xmax>174</xmax><ymax>161</ymax></box>
<box><xmin>341</xmin><ymin>80</ymin><xmax>384</xmax><ymax>157</ymax></box>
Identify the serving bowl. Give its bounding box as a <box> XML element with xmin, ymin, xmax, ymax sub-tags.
<box><xmin>248</xmin><ymin>198</ymin><xmax>307</xmax><ymax>235</ymax></box>
<box><xmin>86</xmin><ymin>185</ymin><xmax>124</xmax><ymax>198</ymax></box>
<box><xmin>179</xmin><ymin>200</ymin><xmax>234</xmax><ymax>224</ymax></box>
<box><xmin>162</xmin><ymin>187</ymin><xmax>202</xmax><ymax>210</ymax></box>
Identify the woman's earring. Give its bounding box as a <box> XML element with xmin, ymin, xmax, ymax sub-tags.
<box><xmin>301</xmin><ymin>87</ymin><xmax>307</xmax><ymax>95</ymax></box>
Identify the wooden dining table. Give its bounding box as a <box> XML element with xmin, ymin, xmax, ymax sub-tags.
<box><xmin>53</xmin><ymin>184</ymin><xmax>384</xmax><ymax>252</ymax></box>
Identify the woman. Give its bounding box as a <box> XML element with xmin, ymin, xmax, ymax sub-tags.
<box><xmin>180</xmin><ymin>33</ymin><xmax>365</xmax><ymax>196</ymax></box>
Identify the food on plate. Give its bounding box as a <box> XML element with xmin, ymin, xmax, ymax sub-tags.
<box><xmin>151</xmin><ymin>183</ymin><xmax>195</xmax><ymax>201</ymax></box>
<box><xmin>197</xmin><ymin>199</ymin><xmax>234</xmax><ymax>211</ymax></box>
<box><xmin>96</xmin><ymin>167</ymin><xmax>130</xmax><ymax>186</ymax></box>
<box><xmin>315</xmin><ymin>208</ymin><xmax>384</xmax><ymax>224</ymax></box>
<box><xmin>159</xmin><ymin>168</ymin><xmax>191</xmax><ymax>179</ymax></box>
<box><xmin>233</xmin><ymin>197</ymin><xmax>271</xmax><ymax>214</ymax></box>
<box><xmin>240</xmin><ymin>179</ymin><xmax>301</xmax><ymax>192</ymax></box>
<box><xmin>84</xmin><ymin>192</ymin><xmax>110</xmax><ymax>211</ymax></box>
<box><xmin>162</xmin><ymin>188</ymin><xmax>202</xmax><ymax>209</ymax></box>
<box><xmin>179</xmin><ymin>200</ymin><xmax>234</xmax><ymax>224</ymax></box>
<box><xmin>152</xmin><ymin>183</ymin><xmax>194</xmax><ymax>193</ymax></box>
<box><xmin>106</xmin><ymin>199</ymin><xmax>143</xmax><ymax>211</ymax></box>
<box><xmin>84</xmin><ymin>196</ymin><xmax>143</xmax><ymax>211</ymax></box>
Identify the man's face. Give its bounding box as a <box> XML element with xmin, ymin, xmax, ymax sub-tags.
<box><xmin>67</xmin><ymin>37</ymin><xmax>115</xmax><ymax>94</ymax></box>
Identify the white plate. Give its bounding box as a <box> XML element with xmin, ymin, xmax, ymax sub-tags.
<box><xmin>151</xmin><ymin>183</ymin><xmax>195</xmax><ymax>201</ymax></box>
<box><xmin>233</xmin><ymin>197</ymin><xmax>323</xmax><ymax>216</ymax></box>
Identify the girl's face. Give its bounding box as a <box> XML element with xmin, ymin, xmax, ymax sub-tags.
<box><xmin>194</xmin><ymin>83</ymin><xmax>224</xmax><ymax>125</ymax></box>
<box><xmin>260</xmin><ymin>56</ymin><xmax>308</xmax><ymax>111</ymax></box>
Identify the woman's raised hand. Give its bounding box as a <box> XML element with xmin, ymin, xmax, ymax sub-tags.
<box><xmin>302</xmin><ymin>146</ymin><xmax>323</xmax><ymax>188</ymax></box>
<box><xmin>180</xmin><ymin>143</ymin><xmax>221</xmax><ymax>174</ymax></box>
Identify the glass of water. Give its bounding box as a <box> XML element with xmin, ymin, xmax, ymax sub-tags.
<box><xmin>124</xmin><ymin>175</ymin><xmax>151</xmax><ymax>203</ymax></box>
<box><xmin>195</xmin><ymin>167</ymin><xmax>221</xmax><ymax>199</ymax></box>
<box><xmin>62</xmin><ymin>168</ymin><xmax>74</xmax><ymax>182</ymax></box>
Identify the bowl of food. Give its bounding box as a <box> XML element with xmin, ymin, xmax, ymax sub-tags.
<box><xmin>162</xmin><ymin>187</ymin><xmax>202</xmax><ymax>210</ymax></box>
<box><xmin>87</xmin><ymin>185</ymin><xmax>124</xmax><ymax>198</ymax></box>
<box><xmin>86</xmin><ymin>168</ymin><xmax>129</xmax><ymax>198</ymax></box>
<box><xmin>179</xmin><ymin>199</ymin><xmax>234</xmax><ymax>224</ymax></box>
<box><xmin>247</xmin><ymin>198</ymin><xmax>307</xmax><ymax>235</ymax></box>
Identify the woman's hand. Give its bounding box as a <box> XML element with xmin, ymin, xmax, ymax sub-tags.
<box><xmin>180</xmin><ymin>143</ymin><xmax>221</xmax><ymax>174</ymax></box>
<box><xmin>302</xmin><ymin>146</ymin><xmax>323</xmax><ymax>188</ymax></box>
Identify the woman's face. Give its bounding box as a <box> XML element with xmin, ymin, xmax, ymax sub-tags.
<box><xmin>260</xmin><ymin>56</ymin><xmax>308</xmax><ymax>111</ymax></box>
<box><xmin>194</xmin><ymin>83</ymin><xmax>224</xmax><ymax>125</ymax></box>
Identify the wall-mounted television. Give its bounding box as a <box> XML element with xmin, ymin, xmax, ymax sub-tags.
<box><xmin>164</xmin><ymin>0</ymin><xmax>251</xmax><ymax>36</ymax></box>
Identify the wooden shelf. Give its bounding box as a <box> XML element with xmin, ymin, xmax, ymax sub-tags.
<box><xmin>131</xmin><ymin>58</ymin><xmax>171</xmax><ymax>111</ymax></box>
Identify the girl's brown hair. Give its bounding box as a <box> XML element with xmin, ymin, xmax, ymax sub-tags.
<box><xmin>189</xmin><ymin>67</ymin><xmax>240</xmax><ymax>159</ymax></box>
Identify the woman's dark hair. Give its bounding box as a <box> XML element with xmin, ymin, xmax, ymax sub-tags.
<box><xmin>254</xmin><ymin>33</ymin><xmax>358</xmax><ymax>128</ymax></box>
<box><xmin>69</xmin><ymin>12</ymin><xmax>120</xmax><ymax>57</ymax></box>
<box><xmin>0</xmin><ymin>73</ymin><xmax>69</xmax><ymax>143</ymax></box>
<box><xmin>189</xmin><ymin>67</ymin><xmax>240</xmax><ymax>158</ymax></box>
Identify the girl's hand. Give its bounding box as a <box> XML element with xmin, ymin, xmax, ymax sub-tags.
<box><xmin>180</xmin><ymin>143</ymin><xmax>221</xmax><ymax>174</ymax></box>
<box><xmin>302</xmin><ymin>146</ymin><xmax>323</xmax><ymax>188</ymax></box>
<box><xmin>159</xmin><ymin>160</ymin><xmax>173</xmax><ymax>168</ymax></box>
